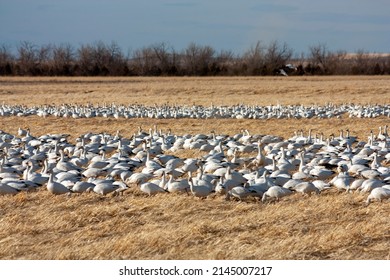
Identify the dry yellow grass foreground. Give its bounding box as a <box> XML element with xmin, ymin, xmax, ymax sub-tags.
<box><xmin>0</xmin><ymin>76</ymin><xmax>389</xmax><ymax>260</ymax></box>
<box><xmin>0</xmin><ymin>115</ymin><xmax>388</xmax><ymax>144</ymax></box>
<box><xmin>0</xmin><ymin>75</ymin><xmax>389</xmax><ymax>106</ymax></box>
<box><xmin>1</xmin><ymin>188</ymin><xmax>390</xmax><ymax>260</ymax></box>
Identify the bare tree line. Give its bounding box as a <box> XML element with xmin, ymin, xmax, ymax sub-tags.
<box><xmin>0</xmin><ymin>41</ymin><xmax>389</xmax><ymax>76</ymax></box>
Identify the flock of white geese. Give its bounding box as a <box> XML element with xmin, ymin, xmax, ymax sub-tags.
<box><xmin>0</xmin><ymin>103</ymin><xmax>389</xmax><ymax>119</ymax></box>
<box><xmin>0</xmin><ymin>125</ymin><xmax>389</xmax><ymax>205</ymax></box>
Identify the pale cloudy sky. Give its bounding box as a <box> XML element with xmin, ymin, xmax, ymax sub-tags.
<box><xmin>0</xmin><ymin>0</ymin><xmax>389</xmax><ymax>55</ymax></box>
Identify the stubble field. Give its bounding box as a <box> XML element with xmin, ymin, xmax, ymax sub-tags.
<box><xmin>0</xmin><ymin>76</ymin><xmax>389</xmax><ymax>259</ymax></box>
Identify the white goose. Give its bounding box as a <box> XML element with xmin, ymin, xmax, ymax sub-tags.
<box><xmin>180</xmin><ymin>158</ymin><xmax>200</xmax><ymax>173</ymax></box>
<box><xmin>25</xmin><ymin>163</ymin><xmax>49</xmax><ymax>186</ymax></box>
<box><xmin>262</xmin><ymin>185</ymin><xmax>293</xmax><ymax>203</ymax></box>
<box><xmin>292</xmin><ymin>182</ymin><xmax>320</xmax><ymax>196</ymax></box>
<box><xmin>249</xmin><ymin>142</ymin><xmax>270</xmax><ymax>167</ymax></box>
<box><xmin>144</xmin><ymin>150</ymin><xmax>163</xmax><ymax>171</ymax></box>
<box><xmin>72</xmin><ymin>181</ymin><xmax>96</xmax><ymax>193</ymax></box>
<box><xmin>0</xmin><ymin>182</ymin><xmax>19</xmax><ymax>194</ymax></box>
<box><xmin>366</xmin><ymin>187</ymin><xmax>390</xmax><ymax>205</ymax></box>
<box><xmin>292</xmin><ymin>151</ymin><xmax>312</xmax><ymax>180</ymax></box>
<box><xmin>165</xmin><ymin>174</ymin><xmax>190</xmax><ymax>194</ymax></box>
<box><xmin>140</xmin><ymin>182</ymin><xmax>167</xmax><ymax>196</ymax></box>
<box><xmin>93</xmin><ymin>181</ymin><xmax>120</xmax><ymax>195</ymax></box>
<box><xmin>56</xmin><ymin>149</ymin><xmax>81</xmax><ymax>172</ymax></box>
<box><xmin>126</xmin><ymin>172</ymin><xmax>153</xmax><ymax>185</ymax></box>
<box><xmin>359</xmin><ymin>178</ymin><xmax>384</xmax><ymax>193</ymax></box>
<box><xmin>188</xmin><ymin>177</ymin><xmax>213</xmax><ymax>198</ymax></box>
<box><xmin>46</xmin><ymin>173</ymin><xmax>72</xmax><ymax>195</ymax></box>
<box><xmin>227</xmin><ymin>185</ymin><xmax>251</xmax><ymax>201</ymax></box>
<box><xmin>309</xmin><ymin>166</ymin><xmax>335</xmax><ymax>180</ymax></box>
<box><xmin>329</xmin><ymin>165</ymin><xmax>351</xmax><ymax>191</ymax></box>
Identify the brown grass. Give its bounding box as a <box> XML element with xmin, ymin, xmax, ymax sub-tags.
<box><xmin>1</xmin><ymin>76</ymin><xmax>389</xmax><ymax>106</ymax></box>
<box><xmin>0</xmin><ymin>115</ymin><xmax>388</xmax><ymax>144</ymax></box>
<box><xmin>1</xmin><ymin>188</ymin><xmax>390</xmax><ymax>260</ymax></box>
<box><xmin>0</xmin><ymin>76</ymin><xmax>389</xmax><ymax>260</ymax></box>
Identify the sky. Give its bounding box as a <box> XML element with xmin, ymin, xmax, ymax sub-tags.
<box><xmin>0</xmin><ymin>0</ymin><xmax>389</xmax><ymax>56</ymax></box>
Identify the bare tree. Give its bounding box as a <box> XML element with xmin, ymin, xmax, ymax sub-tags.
<box><xmin>264</xmin><ymin>41</ymin><xmax>293</xmax><ymax>75</ymax></box>
<box><xmin>199</xmin><ymin>45</ymin><xmax>215</xmax><ymax>75</ymax></box>
<box><xmin>379</xmin><ymin>54</ymin><xmax>390</xmax><ymax>75</ymax></box>
<box><xmin>242</xmin><ymin>41</ymin><xmax>265</xmax><ymax>75</ymax></box>
<box><xmin>129</xmin><ymin>42</ymin><xmax>179</xmax><ymax>76</ymax></box>
<box><xmin>36</xmin><ymin>44</ymin><xmax>53</xmax><ymax>75</ymax></box>
<box><xmin>0</xmin><ymin>44</ymin><xmax>14</xmax><ymax>75</ymax></box>
<box><xmin>183</xmin><ymin>42</ymin><xmax>199</xmax><ymax>75</ymax></box>
<box><xmin>327</xmin><ymin>50</ymin><xmax>348</xmax><ymax>75</ymax></box>
<box><xmin>77</xmin><ymin>43</ymin><xmax>97</xmax><ymax>75</ymax></box>
<box><xmin>352</xmin><ymin>49</ymin><xmax>371</xmax><ymax>74</ymax></box>
<box><xmin>152</xmin><ymin>42</ymin><xmax>172</xmax><ymax>75</ymax></box>
<box><xmin>17</xmin><ymin>41</ymin><xmax>38</xmax><ymax>75</ymax></box>
<box><xmin>183</xmin><ymin>42</ymin><xmax>215</xmax><ymax>75</ymax></box>
<box><xmin>130</xmin><ymin>45</ymin><xmax>160</xmax><ymax>75</ymax></box>
<box><xmin>3</xmin><ymin>40</ymin><xmax>389</xmax><ymax>76</ymax></box>
<box><xmin>308</xmin><ymin>43</ymin><xmax>330</xmax><ymax>74</ymax></box>
<box><xmin>214</xmin><ymin>49</ymin><xmax>236</xmax><ymax>75</ymax></box>
<box><xmin>53</xmin><ymin>43</ymin><xmax>75</xmax><ymax>75</ymax></box>
<box><xmin>102</xmin><ymin>41</ymin><xmax>127</xmax><ymax>75</ymax></box>
<box><xmin>293</xmin><ymin>52</ymin><xmax>307</xmax><ymax>75</ymax></box>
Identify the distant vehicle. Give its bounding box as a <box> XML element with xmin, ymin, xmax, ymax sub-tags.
<box><xmin>275</xmin><ymin>64</ymin><xmax>298</xmax><ymax>76</ymax></box>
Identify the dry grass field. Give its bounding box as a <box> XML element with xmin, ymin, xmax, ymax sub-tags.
<box><xmin>0</xmin><ymin>76</ymin><xmax>389</xmax><ymax>260</ymax></box>
<box><xmin>0</xmin><ymin>76</ymin><xmax>389</xmax><ymax>106</ymax></box>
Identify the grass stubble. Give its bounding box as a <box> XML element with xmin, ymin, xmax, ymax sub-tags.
<box><xmin>0</xmin><ymin>76</ymin><xmax>389</xmax><ymax>260</ymax></box>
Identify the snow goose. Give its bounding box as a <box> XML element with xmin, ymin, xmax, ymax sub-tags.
<box><xmin>346</xmin><ymin>178</ymin><xmax>365</xmax><ymax>192</ymax></box>
<box><xmin>180</xmin><ymin>158</ymin><xmax>200</xmax><ymax>173</ymax></box>
<box><xmin>25</xmin><ymin>163</ymin><xmax>49</xmax><ymax>186</ymax></box>
<box><xmin>247</xmin><ymin>179</ymin><xmax>271</xmax><ymax>197</ymax></box>
<box><xmin>224</xmin><ymin>165</ymin><xmax>247</xmax><ymax>185</ymax></box>
<box><xmin>360</xmin><ymin>178</ymin><xmax>384</xmax><ymax>193</ymax></box>
<box><xmin>276</xmin><ymin>147</ymin><xmax>295</xmax><ymax>172</ymax></box>
<box><xmin>126</xmin><ymin>172</ymin><xmax>153</xmax><ymax>185</ymax></box>
<box><xmin>309</xmin><ymin>166</ymin><xmax>335</xmax><ymax>181</ymax></box>
<box><xmin>203</xmin><ymin>160</ymin><xmax>225</xmax><ymax>173</ymax></box>
<box><xmin>347</xmin><ymin>162</ymin><xmax>369</xmax><ymax>176</ymax></box>
<box><xmin>283</xmin><ymin>179</ymin><xmax>304</xmax><ymax>190</ymax></box>
<box><xmin>329</xmin><ymin>165</ymin><xmax>351</xmax><ymax>191</ymax></box>
<box><xmin>82</xmin><ymin>167</ymin><xmax>107</xmax><ymax>179</ymax></box>
<box><xmin>292</xmin><ymin>182</ymin><xmax>320</xmax><ymax>196</ymax></box>
<box><xmin>261</xmin><ymin>185</ymin><xmax>293</xmax><ymax>203</ymax></box>
<box><xmin>140</xmin><ymin>182</ymin><xmax>167</xmax><ymax>196</ymax></box>
<box><xmin>55</xmin><ymin>170</ymin><xmax>81</xmax><ymax>183</ymax></box>
<box><xmin>0</xmin><ymin>159</ymin><xmax>19</xmax><ymax>179</ymax></box>
<box><xmin>153</xmin><ymin>166</ymin><xmax>182</xmax><ymax>179</ymax></box>
<box><xmin>165</xmin><ymin>174</ymin><xmax>190</xmax><ymax>194</ymax></box>
<box><xmin>188</xmin><ymin>177</ymin><xmax>213</xmax><ymax>198</ymax></box>
<box><xmin>215</xmin><ymin>176</ymin><xmax>227</xmax><ymax>195</ymax></box>
<box><xmin>359</xmin><ymin>168</ymin><xmax>382</xmax><ymax>180</ymax></box>
<box><xmin>18</xmin><ymin>127</ymin><xmax>29</xmax><ymax>137</ymax></box>
<box><xmin>72</xmin><ymin>181</ymin><xmax>96</xmax><ymax>193</ymax></box>
<box><xmin>0</xmin><ymin>182</ymin><xmax>19</xmax><ymax>194</ymax></box>
<box><xmin>46</xmin><ymin>173</ymin><xmax>72</xmax><ymax>195</ymax></box>
<box><xmin>56</xmin><ymin>149</ymin><xmax>81</xmax><ymax>172</ymax></box>
<box><xmin>218</xmin><ymin>175</ymin><xmax>242</xmax><ymax>193</ymax></box>
<box><xmin>366</xmin><ymin>187</ymin><xmax>390</xmax><ymax>205</ymax></box>
<box><xmin>93</xmin><ymin>181</ymin><xmax>119</xmax><ymax>195</ymax></box>
<box><xmin>292</xmin><ymin>151</ymin><xmax>312</xmax><ymax>180</ymax></box>
<box><xmin>249</xmin><ymin>142</ymin><xmax>270</xmax><ymax>168</ymax></box>
<box><xmin>227</xmin><ymin>185</ymin><xmax>251</xmax><ymax>201</ymax></box>
<box><xmin>87</xmin><ymin>151</ymin><xmax>110</xmax><ymax>169</ymax></box>
<box><xmin>2</xmin><ymin>178</ymin><xmax>36</xmax><ymax>191</ymax></box>
<box><xmin>251</xmin><ymin>170</ymin><xmax>275</xmax><ymax>188</ymax></box>
<box><xmin>193</xmin><ymin>164</ymin><xmax>218</xmax><ymax>186</ymax></box>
